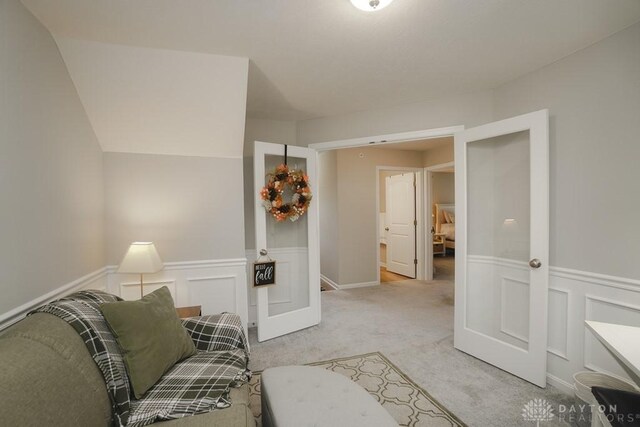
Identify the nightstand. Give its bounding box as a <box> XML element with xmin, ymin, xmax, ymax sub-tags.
<box><xmin>176</xmin><ymin>305</ymin><xmax>202</xmax><ymax>318</ymax></box>
<box><xmin>433</xmin><ymin>233</ymin><xmax>446</xmax><ymax>256</ymax></box>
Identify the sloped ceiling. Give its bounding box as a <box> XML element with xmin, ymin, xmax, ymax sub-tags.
<box><xmin>55</xmin><ymin>37</ymin><xmax>249</xmax><ymax>157</ymax></box>
<box><xmin>23</xmin><ymin>0</ymin><xmax>640</xmax><ymax>121</ymax></box>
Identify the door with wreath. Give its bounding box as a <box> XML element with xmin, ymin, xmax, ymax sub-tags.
<box><xmin>253</xmin><ymin>141</ymin><xmax>320</xmax><ymax>342</ymax></box>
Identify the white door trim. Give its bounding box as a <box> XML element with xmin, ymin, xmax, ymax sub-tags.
<box><xmin>424</xmin><ymin>161</ymin><xmax>456</xmax><ymax>281</ymax></box>
<box><xmin>310</xmin><ymin>125</ymin><xmax>463</xmax><ymax>287</ymax></box>
<box><xmin>309</xmin><ymin>126</ymin><xmax>464</xmax><ymax>152</ymax></box>
<box><xmin>376</xmin><ymin>166</ymin><xmax>424</xmax><ymax>283</ymax></box>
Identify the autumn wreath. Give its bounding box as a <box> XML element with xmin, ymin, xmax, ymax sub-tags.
<box><xmin>260</xmin><ymin>164</ymin><xmax>312</xmax><ymax>222</ymax></box>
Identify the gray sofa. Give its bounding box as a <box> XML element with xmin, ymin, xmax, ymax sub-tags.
<box><xmin>0</xmin><ymin>313</ymin><xmax>255</xmax><ymax>426</ymax></box>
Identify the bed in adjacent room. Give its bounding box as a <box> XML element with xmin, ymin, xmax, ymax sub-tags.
<box><xmin>435</xmin><ymin>204</ymin><xmax>455</xmax><ymax>251</ymax></box>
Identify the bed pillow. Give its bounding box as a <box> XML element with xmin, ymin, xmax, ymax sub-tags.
<box><xmin>448</xmin><ymin>213</ymin><xmax>455</xmax><ymax>224</ymax></box>
<box><xmin>442</xmin><ymin>210</ymin><xmax>451</xmax><ymax>223</ymax></box>
<box><xmin>100</xmin><ymin>286</ymin><xmax>197</xmax><ymax>398</ymax></box>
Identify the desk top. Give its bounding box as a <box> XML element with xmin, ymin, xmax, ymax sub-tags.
<box><xmin>585</xmin><ymin>320</ymin><xmax>640</xmax><ymax>384</ymax></box>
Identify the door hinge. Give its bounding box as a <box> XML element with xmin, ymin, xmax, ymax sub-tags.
<box><xmin>414</xmin><ymin>220</ymin><xmax>417</xmax><ymax>226</ymax></box>
<box><xmin>414</xmin><ymin>259</ymin><xmax>418</xmax><ymax>265</ymax></box>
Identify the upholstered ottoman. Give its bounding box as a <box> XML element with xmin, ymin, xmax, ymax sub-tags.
<box><xmin>261</xmin><ymin>366</ymin><xmax>397</xmax><ymax>427</ymax></box>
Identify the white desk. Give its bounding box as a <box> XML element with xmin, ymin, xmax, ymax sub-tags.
<box><xmin>585</xmin><ymin>320</ymin><xmax>640</xmax><ymax>386</ymax></box>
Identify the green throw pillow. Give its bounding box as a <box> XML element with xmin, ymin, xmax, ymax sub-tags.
<box><xmin>100</xmin><ymin>286</ymin><xmax>197</xmax><ymax>398</ymax></box>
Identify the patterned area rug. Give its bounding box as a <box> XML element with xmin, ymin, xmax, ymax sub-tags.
<box><xmin>249</xmin><ymin>352</ymin><xmax>466</xmax><ymax>427</ymax></box>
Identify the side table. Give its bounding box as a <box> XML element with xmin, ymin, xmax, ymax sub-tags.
<box><xmin>176</xmin><ymin>305</ymin><xmax>202</xmax><ymax>318</ymax></box>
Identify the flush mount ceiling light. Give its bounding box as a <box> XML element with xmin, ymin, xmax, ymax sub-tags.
<box><xmin>350</xmin><ymin>0</ymin><xmax>395</xmax><ymax>12</ymax></box>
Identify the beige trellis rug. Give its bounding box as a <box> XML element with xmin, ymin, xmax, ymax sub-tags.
<box><xmin>249</xmin><ymin>352</ymin><xmax>466</xmax><ymax>427</ymax></box>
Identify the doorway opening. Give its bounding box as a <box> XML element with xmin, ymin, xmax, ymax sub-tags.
<box><xmin>312</xmin><ymin>126</ymin><xmax>460</xmax><ymax>289</ymax></box>
<box><xmin>427</xmin><ymin>164</ymin><xmax>456</xmax><ymax>281</ymax></box>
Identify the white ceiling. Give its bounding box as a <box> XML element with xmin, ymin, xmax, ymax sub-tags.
<box><xmin>22</xmin><ymin>0</ymin><xmax>640</xmax><ymax>121</ymax></box>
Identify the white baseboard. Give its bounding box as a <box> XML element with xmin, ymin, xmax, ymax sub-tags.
<box><xmin>547</xmin><ymin>373</ymin><xmax>575</xmax><ymax>395</ymax></box>
<box><xmin>0</xmin><ymin>267</ymin><xmax>107</xmax><ymax>331</ymax></box>
<box><xmin>320</xmin><ymin>274</ymin><xmax>339</xmax><ymax>290</ymax></box>
<box><xmin>339</xmin><ymin>280</ymin><xmax>379</xmax><ymax>290</ymax></box>
<box><xmin>380</xmin><ymin>262</ymin><xmax>387</xmax><ymax>268</ymax></box>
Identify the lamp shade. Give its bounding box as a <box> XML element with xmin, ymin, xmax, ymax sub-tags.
<box><xmin>117</xmin><ymin>242</ymin><xmax>163</xmax><ymax>274</ymax></box>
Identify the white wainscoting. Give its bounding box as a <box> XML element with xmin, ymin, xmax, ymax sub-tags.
<box><xmin>0</xmin><ymin>267</ymin><xmax>108</xmax><ymax>331</ymax></box>
<box><xmin>106</xmin><ymin>258</ymin><xmax>248</xmax><ymax>330</ymax></box>
<box><xmin>246</xmin><ymin>247</ymin><xmax>309</xmax><ymax>327</ymax></box>
<box><xmin>0</xmin><ymin>258</ymin><xmax>250</xmax><ymax>334</ymax></box>
<box><xmin>467</xmin><ymin>255</ymin><xmax>640</xmax><ymax>394</ymax></box>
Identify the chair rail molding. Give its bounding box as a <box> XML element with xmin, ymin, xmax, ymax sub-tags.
<box><xmin>0</xmin><ymin>267</ymin><xmax>108</xmax><ymax>331</ymax></box>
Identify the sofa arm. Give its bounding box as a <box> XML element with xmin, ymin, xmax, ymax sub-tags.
<box><xmin>181</xmin><ymin>313</ymin><xmax>249</xmax><ymax>355</ymax></box>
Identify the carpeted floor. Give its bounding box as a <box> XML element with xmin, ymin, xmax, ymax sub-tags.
<box><xmin>434</xmin><ymin>253</ymin><xmax>455</xmax><ymax>281</ymax></box>
<box><xmin>248</xmin><ymin>277</ymin><xmax>578</xmax><ymax>426</ymax></box>
<box><xmin>249</xmin><ymin>352</ymin><xmax>465</xmax><ymax>427</ymax></box>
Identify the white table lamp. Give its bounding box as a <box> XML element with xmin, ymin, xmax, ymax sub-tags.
<box><xmin>117</xmin><ymin>242</ymin><xmax>163</xmax><ymax>299</ymax></box>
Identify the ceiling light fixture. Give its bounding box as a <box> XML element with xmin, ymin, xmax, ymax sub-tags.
<box><xmin>350</xmin><ymin>0</ymin><xmax>395</xmax><ymax>12</ymax></box>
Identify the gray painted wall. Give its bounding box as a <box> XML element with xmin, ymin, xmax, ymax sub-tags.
<box><xmin>319</xmin><ymin>150</ymin><xmax>339</xmax><ymax>283</ymax></box>
<box><xmin>104</xmin><ymin>153</ymin><xmax>245</xmax><ymax>264</ymax></box>
<box><xmin>0</xmin><ymin>0</ymin><xmax>105</xmax><ymax>314</ymax></box>
<box><xmin>431</xmin><ymin>172</ymin><xmax>454</xmax><ymax>207</ymax></box>
<box><xmin>336</xmin><ymin>147</ymin><xmax>424</xmax><ymax>285</ymax></box>
<box><xmin>303</xmin><ymin>22</ymin><xmax>640</xmax><ymax>281</ymax></box>
<box><xmin>423</xmin><ymin>144</ymin><xmax>454</xmax><ymax>167</ymax></box>
<box><xmin>493</xmin><ymin>22</ymin><xmax>640</xmax><ymax>278</ymax></box>
<box><xmin>297</xmin><ymin>90</ymin><xmax>494</xmax><ymax>145</ymax></box>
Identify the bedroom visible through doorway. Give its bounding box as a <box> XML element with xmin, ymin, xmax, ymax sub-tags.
<box><xmin>430</xmin><ymin>169</ymin><xmax>455</xmax><ymax>281</ymax></box>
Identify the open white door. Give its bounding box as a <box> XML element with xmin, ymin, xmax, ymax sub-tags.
<box><xmin>454</xmin><ymin>110</ymin><xmax>549</xmax><ymax>387</ymax></box>
<box><xmin>386</xmin><ymin>173</ymin><xmax>416</xmax><ymax>278</ymax></box>
<box><xmin>254</xmin><ymin>141</ymin><xmax>320</xmax><ymax>342</ymax></box>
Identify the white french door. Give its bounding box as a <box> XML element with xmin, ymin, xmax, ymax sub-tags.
<box><xmin>386</xmin><ymin>173</ymin><xmax>416</xmax><ymax>278</ymax></box>
<box><xmin>253</xmin><ymin>141</ymin><xmax>320</xmax><ymax>342</ymax></box>
<box><xmin>454</xmin><ymin>110</ymin><xmax>549</xmax><ymax>387</ymax></box>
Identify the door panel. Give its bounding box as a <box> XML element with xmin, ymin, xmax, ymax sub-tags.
<box><xmin>386</xmin><ymin>173</ymin><xmax>416</xmax><ymax>278</ymax></box>
<box><xmin>454</xmin><ymin>110</ymin><xmax>549</xmax><ymax>387</ymax></box>
<box><xmin>254</xmin><ymin>142</ymin><xmax>320</xmax><ymax>342</ymax></box>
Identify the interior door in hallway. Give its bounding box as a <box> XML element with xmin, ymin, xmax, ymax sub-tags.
<box><xmin>454</xmin><ymin>110</ymin><xmax>549</xmax><ymax>387</ymax></box>
<box><xmin>254</xmin><ymin>141</ymin><xmax>320</xmax><ymax>342</ymax></box>
<box><xmin>386</xmin><ymin>173</ymin><xmax>416</xmax><ymax>278</ymax></box>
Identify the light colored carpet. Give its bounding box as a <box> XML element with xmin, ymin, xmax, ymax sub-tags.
<box><xmin>434</xmin><ymin>254</ymin><xmax>455</xmax><ymax>281</ymax></box>
<box><xmin>249</xmin><ymin>352</ymin><xmax>465</xmax><ymax>427</ymax></box>
<box><xmin>248</xmin><ymin>278</ymin><xmax>578</xmax><ymax>426</ymax></box>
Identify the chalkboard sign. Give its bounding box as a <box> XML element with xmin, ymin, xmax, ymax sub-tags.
<box><xmin>253</xmin><ymin>261</ymin><xmax>276</xmax><ymax>287</ymax></box>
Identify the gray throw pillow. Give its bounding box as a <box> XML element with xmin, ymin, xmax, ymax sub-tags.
<box><xmin>100</xmin><ymin>286</ymin><xmax>197</xmax><ymax>398</ymax></box>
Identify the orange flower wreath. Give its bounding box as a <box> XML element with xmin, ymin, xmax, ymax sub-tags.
<box><xmin>260</xmin><ymin>164</ymin><xmax>312</xmax><ymax>222</ymax></box>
